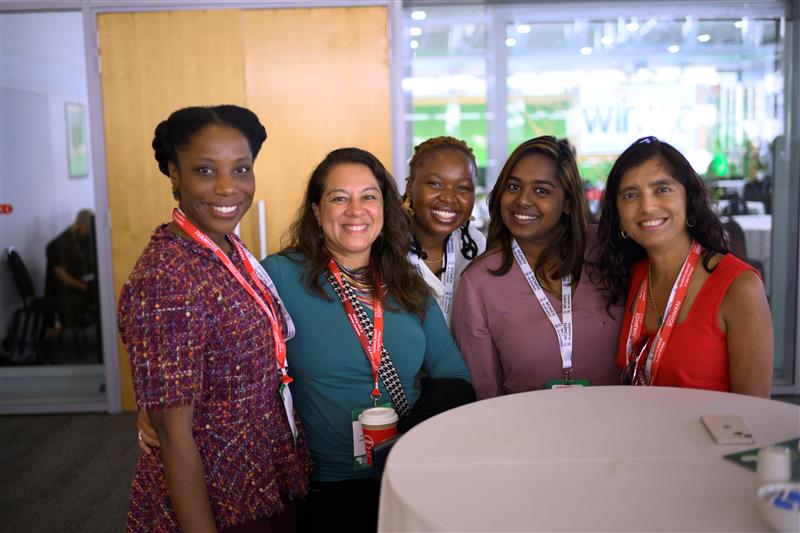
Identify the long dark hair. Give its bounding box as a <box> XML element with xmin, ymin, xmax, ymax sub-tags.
<box><xmin>594</xmin><ymin>136</ymin><xmax>729</xmax><ymax>305</ymax></box>
<box><xmin>484</xmin><ymin>136</ymin><xmax>588</xmax><ymax>284</ymax></box>
<box><xmin>281</xmin><ymin>147</ymin><xmax>430</xmax><ymax>318</ymax></box>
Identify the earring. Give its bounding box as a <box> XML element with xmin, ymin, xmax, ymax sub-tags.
<box><xmin>621</xmin><ymin>228</ymin><xmax>629</xmax><ymax>239</ymax></box>
<box><xmin>686</xmin><ymin>218</ymin><xmax>696</xmax><ymax>228</ymax></box>
<box><xmin>403</xmin><ymin>195</ymin><xmax>414</xmax><ymax>216</ymax></box>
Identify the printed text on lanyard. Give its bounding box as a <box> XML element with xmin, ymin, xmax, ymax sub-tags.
<box><xmin>328</xmin><ymin>258</ymin><xmax>384</xmax><ymax>404</ymax></box>
<box><xmin>512</xmin><ymin>240</ymin><xmax>573</xmax><ymax>379</ymax></box>
<box><xmin>624</xmin><ymin>240</ymin><xmax>702</xmax><ymax>385</ymax></box>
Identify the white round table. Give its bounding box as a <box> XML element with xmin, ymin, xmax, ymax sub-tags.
<box><xmin>378</xmin><ymin>386</ymin><xmax>800</xmax><ymax>532</ymax></box>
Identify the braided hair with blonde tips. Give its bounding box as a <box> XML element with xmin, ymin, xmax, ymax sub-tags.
<box><xmin>406</xmin><ymin>136</ymin><xmax>480</xmax><ymax>260</ymax></box>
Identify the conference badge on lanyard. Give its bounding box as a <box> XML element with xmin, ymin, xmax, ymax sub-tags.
<box><xmin>172</xmin><ymin>208</ymin><xmax>298</xmax><ymax>443</ymax></box>
<box><xmin>622</xmin><ymin>241</ymin><xmax>702</xmax><ymax>386</ymax></box>
<box><xmin>511</xmin><ymin>240</ymin><xmax>586</xmax><ymax>389</ymax></box>
<box><xmin>328</xmin><ymin>258</ymin><xmax>384</xmax><ymax>405</ymax></box>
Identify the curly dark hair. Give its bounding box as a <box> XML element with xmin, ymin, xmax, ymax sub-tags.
<box><xmin>406</xmin><ymin>136</ymin><xmax>481</xmax><ymax>260</ymax></box>
<box><xmin>281</xmin><ymin>147</ymin><xmax>430</xmax><ymax>319</ymax></box>
<box><xmin>593</xmin><ymin>136</ymin><xmax>729</xmax><ymax>305</ymax></box>
<box><xmin>152</xmin><ymin>105</ymin><xmax>267</xmax><ymax>199</ymax></box>
<box><xmin>484</xmin><ymin>136</ymin><xmax>588</xmax><ymax>284</ymax></box>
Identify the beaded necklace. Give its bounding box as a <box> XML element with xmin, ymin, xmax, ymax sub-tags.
<box><xmin>336</xmin><ymin>262</ymin><xmax>374</xmax><ymax>307</ymax></box>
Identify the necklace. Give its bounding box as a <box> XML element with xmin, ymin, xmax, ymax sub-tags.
<box><xmin>336</xmin><ymin>263</ymin><xmax>372</xmax><ymax>291</ymax></box>
<box><xmin>423</xmin><ymin>253</ymin><xmax>443</xmax><ymax>265</ymax></box>
<box><xmin>647</xmin><ymin>263</ymin><xmax>664</xmax><ymax>327</ymax></box>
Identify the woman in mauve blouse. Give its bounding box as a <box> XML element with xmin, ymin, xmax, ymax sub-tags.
<box><xmin>452</xmin><ymin>136</ymin><xmax>622</xmax><ymax>399</ymax></box>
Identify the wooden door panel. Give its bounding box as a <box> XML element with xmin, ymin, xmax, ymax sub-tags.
<box><xmin>100</xmin><ymin>6</ymin><xmax>390</xmax><ymax>410</ymax></box>
<box><xmin>241</xmin><ymin>6</ymin><xmax>390</xmax><ymax>253</ymax></box>
<box><xmin>99</xmin><ymin>9</ymin><xmax>246</xmax><ymax>410</ymax></box>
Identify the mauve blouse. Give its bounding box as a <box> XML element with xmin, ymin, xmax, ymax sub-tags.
<box><xmin>452</xmin><ymin>233</ymin><xmax>623</xmax><ymax>399</ymax></box>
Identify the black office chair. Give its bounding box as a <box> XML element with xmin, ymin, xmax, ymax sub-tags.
<box><xmin>2</xmin><ymin>248</ymin><xmax>57</xmax><ymax>363</ymax></box>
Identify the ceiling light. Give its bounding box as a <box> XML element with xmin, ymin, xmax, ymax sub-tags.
<box><xmin>506</xmin><ymin>37</ymin><xmax>517</xmax><ymax>47</ymax></box>
<box><xmin>409</xmin><ymin>27</ymin><xmax>422</xmax><ymax>37</ymax></box>
<box><xmin>410</xmin><ymin>40</ymin><xmax>419</xmax><ymax>49</ymax></box>
<box><xmin>580</xmin><ymin>46</ymin><xmax>593</xmax><ymax>55</ymax></box>
<box><xmin>411</xmin><ymin>10</ymin><xmax>427</xmax><ymax>21</ymax></box>
<box><xmin>697</xmin><ymin>34</ymin><xmax>711</xmax><ymax>42</ymax></box>
<box><xmin>667</xmin><ymin>44</ymin><xmax>680</xmax><ymax>53</ymax></box>
<box><xmin>600</xmin><ymin>35</ymin><xmax>614</xmax><ymax>45</ymax></box>
<box><xmin>626</xmin><ymin>21</ymin><xmax>640</xmax><ymax>31</ymax></box>
<box><xmin>516</xmin><ymin>24</ymin><xmax>531</xmax><ymax>34</ymax></box>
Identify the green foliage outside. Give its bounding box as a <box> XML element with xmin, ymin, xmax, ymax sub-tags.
<box><xmin>412</xmin><ymin>99</ymin><xmax>614</xmax><ymax>187</ymax></box>
<box><xmin>410</xmin><ymin>98</ymin><xmax>760</xmax><ymax>188</ymax></box>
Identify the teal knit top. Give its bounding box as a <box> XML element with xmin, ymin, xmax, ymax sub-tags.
<box><xmin>262</xmin><ymin>253</ymin><xmax>471</xmax><ymax>482</ymax></box>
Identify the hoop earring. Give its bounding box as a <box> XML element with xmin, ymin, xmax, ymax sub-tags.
<box><xmin>621</xmin><ymin>228</ymin><xmax>629</xmax><ymax>239</ymax></box>
<box><xmin>403</xmin><ymin>195</ymin><xmax>414</xmax><ymax>216</ymax></box>
<box><xmin>686</xmin><ymin>218</ymin><xmax>696</xmax><ymax>228</ymax></box>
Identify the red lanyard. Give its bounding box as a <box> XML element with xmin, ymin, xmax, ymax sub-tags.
<box><xmin>172</xmin><ymin>209</ymin><xmax>292</xmax><ymax>385</ymax></box>
<box><xmin>624</xmin><ymin>241</ymin><xmax>702</xmax><ymax>385</ymax></box>
<box><xmin>327</xmin><ymin>258</ymin><xmax>383</xmax><ymax>400</ymax></box>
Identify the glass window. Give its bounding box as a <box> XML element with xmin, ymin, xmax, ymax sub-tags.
<box><xmin>404</xmin><ymin>4</ymin><xmax>795</xmax><ymax>390</ymax></box>
<box><xmin>403</xmin><ymin>6</ymin><xmax>489</xmax><ymax>186</ymax></box>
<box><xmin>1</xmin><ymin>11</ymin><xmax>106</xmax><ymax>412</ymax></box>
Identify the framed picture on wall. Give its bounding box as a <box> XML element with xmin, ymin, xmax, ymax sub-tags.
<box><xmin>65</xmin><ymin>102</ymin><xmax>89</xmax><ymax>177</ymax></box>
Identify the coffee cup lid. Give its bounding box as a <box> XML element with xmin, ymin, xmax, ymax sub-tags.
<box><xmin>359</xmin><ymin>407</ymin><xmax>398</xmax><ymax>426</ymax></box>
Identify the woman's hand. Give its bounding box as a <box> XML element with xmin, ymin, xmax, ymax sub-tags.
<box><xmin>150</xmin><ymin>404</ymin><xmax>217</xmax><ymax>532</ymax></box>
<box><xmin>137</xmin><ymin>411</ymin><xmax>160</xmax><ymax>454</ymax></box>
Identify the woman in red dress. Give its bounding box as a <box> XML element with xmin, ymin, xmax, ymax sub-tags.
<box><xmin>594</xmin><ymin>136</ymin><xmax>772</xmax><ymax>397</ymax></box>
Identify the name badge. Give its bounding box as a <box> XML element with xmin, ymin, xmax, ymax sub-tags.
<box><xmin>545</xmin><ymin>378</ymin><xmax>590</xmax><ymax>389</ymax></box>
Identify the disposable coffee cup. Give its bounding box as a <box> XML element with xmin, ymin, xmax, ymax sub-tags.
<box><xmin>359</xmin><ymin>407</ymin><xmax>398</xmax><ymax>466</ymax></box>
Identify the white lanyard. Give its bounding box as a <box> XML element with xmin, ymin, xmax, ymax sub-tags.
<box><xmin>512</xmin><ymin>239</ymin><xmax>573</xmax><ymax>375</ymax></box>
<box><xmin>240</xmin><ymin>247</ymin><xmax>295</xmax><ymax>341</ymax></box>
<box><xmin>408</xmin><ymin>234</ymin><xmax>456</xmax><ymax>318</ymax></box>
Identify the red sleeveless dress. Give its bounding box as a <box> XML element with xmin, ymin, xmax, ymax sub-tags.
<box><xmin>616</xmin><ymin>254</ymin><xmax>757</xmax><ymax>392</ymax></box>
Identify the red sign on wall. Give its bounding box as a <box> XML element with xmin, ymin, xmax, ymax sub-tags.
<box><xmin>0</xmin><ymin>204</ymin><xmax>12</xmax><ymax>214</ymax></box>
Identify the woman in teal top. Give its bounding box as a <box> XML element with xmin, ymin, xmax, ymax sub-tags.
<box><xmin>262</xmin><ymin>254</ymin><xmax>467</xmax><ymax>481</ymax></box>
<box><xmin>264</xmin><ymin>147</ymin><xmax>471</xmax><ymax>532</ymax></box>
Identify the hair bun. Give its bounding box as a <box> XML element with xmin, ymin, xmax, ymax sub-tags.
<box><xmin>152</xmin><ymin>120</ymin><xmax>172</xmax><ymax>177</ymax></box>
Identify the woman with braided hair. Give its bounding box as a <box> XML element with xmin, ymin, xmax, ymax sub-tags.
<box><xmin>403</xmin><ymin>136</ymin><xmax>486</xmax><ymax>324</ymax></box>
<box><xmin>452</xmin><ymin>136</ymin><xmax>623</xmax><ymax>399</ymax></box>
<box><xmin>124</xmin><ymin>105</ymin><xmax>310</xmax><ymax>532</ymax></box>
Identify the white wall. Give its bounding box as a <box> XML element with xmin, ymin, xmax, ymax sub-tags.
<box><xmin>0</xmin><ymin>11</ymin><xmax>94</xmax><ymax>334</ymax></box>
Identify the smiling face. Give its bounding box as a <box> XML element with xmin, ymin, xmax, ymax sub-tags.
<box><xmin>499</xmin><ymin>153</ymin><xmax>569</xmax><ymax>257</ymax></box>
<box><xmin>312</xmin><ymin>162</ymin><xmax>384</xmax><ymax>268</ymax></box>
<box><xmin>169</xmin><ymin>124</ymin><xmax>255</xmax><ymax>249</ymax></box>
<box><xmin>407</xmin><ymin>148</ymin><xmax>476</xmax><ymax>243</ymax></box>
<box><xmin>616</xmin><ymin>157</ymin><xmax>690</xmax><ymax>253</ymax></box>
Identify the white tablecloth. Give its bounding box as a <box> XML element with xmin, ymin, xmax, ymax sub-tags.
<box><xmin>378</xmin><ymin>387</ymin><xmax>800</xmax><ymax>532</ymax></box>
